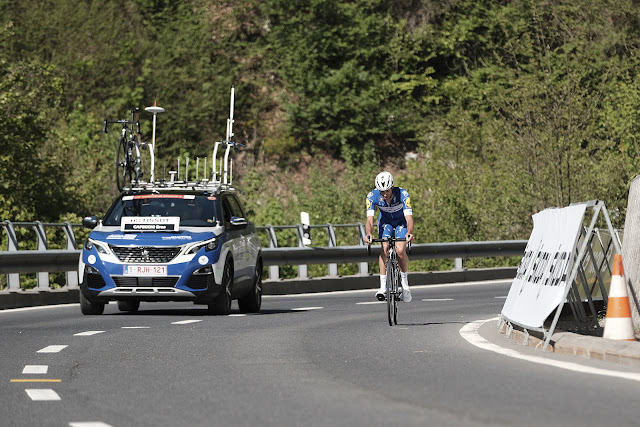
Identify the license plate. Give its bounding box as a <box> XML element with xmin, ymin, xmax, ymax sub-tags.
<box><xmin>124</xmin><ymin>265</ymin><xmax>167</xmax><ymax>276</ymax></box>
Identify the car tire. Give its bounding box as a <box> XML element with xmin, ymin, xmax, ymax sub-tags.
<box><xmin>209</xmin><ymin>259</ymin><xmax>233</xmax><ymax>315</ymax></box>
<box><xmin>80</xmin><ymin>291</ymin><xmax>105</xmax><ymax>315</ymax></box>
<box><xmin>238</xmin><ymin>260</ymin><xmax>262</xmax><ymax>313</ymax></box>
<box><xmin>117</xmin><ymin>300</ymin><xmax>140</xmax><ymax>312</ymax></box>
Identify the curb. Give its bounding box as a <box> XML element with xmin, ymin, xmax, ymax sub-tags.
<box><xmin>262</xmin><ymin>267</ymin><xmax>517</xmax><ymax>295</ymax></box>
<box><xmin>500</xmin><ymin>322</ymin><xmax>640</xmax><ymax>368</ymax></box>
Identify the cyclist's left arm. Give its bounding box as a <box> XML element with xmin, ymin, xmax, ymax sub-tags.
<box><xmin>401</xmin><ymin>188</ymin><xmax>415</xmax><ymax>243</ymax></box>
<box><xmin>405</xmin><ymin>214</ymin><xmax>414</xmax><ymax>243</ymax></box>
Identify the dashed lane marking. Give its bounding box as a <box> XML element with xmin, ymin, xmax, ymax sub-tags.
<box><xmin>23</xmin><ymin>365</ymin><xmax>48</xmax><ymax>374</ymax></box>
<box><xmin>171</xmin><ymin>320</ymin><xmax>202</xmax><ymax>325</ymax></box>
<box><xmin>74</xmin><ymin>331</ymin><xmax>105</xmax><ymax>336</ymax></box>
<box><xmin>69</xmin><ymin>422</ymin><xmax>115</xmax><ymax>427</ymax></box>
<box><xmin>37</xmin><ymin>345</ymin><xmax>67</xmax><ymax>353</ymax></box>
<box><xmin>356</xmin><ymin>301</ymin><xmax>385</xmax><ymax>305</ymax></box>
<box><xmin>121</xmin><ymin>326</ymin><xmax>150</xmax><ymax>329</ymax></box>
<box><xmin>229</xmin><ymin>314</ymin><xmax>247</xmax><ymax>317</ymax></box>
<box><xmin>25</xmin><ymin>389</ymin><xmax>61</xmax><ymax>401</ymax></box>
<box><xmin>495</xmin><ymin>296</ymin><xmax>508</xmax><ymax>299</ymax></box>
<box><xmin>460</xmin><ymin>318</ymin><xmax>640</xmax><ymax>383</ymax></box>
<box><xmin>291</xmin><ymin>307</ymin><xmax>324</xmax><ymax>311</ymax></box>
<box><xmin>11</xmin><ymin>379</ymin><xmax>61</xmax><ymax>383</ymax></box>
<box><xmin>422</xmin><ymin>298</ymin><xmax>454</xmax><ymax>302</ymax></box>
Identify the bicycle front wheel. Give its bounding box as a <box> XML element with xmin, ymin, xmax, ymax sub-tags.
<box><xmin>115</xmin><ymin>138</ymin><xmax>133</xmax><ymax>190</ymax></box>
<box><xmin>386</xmin><ymin>259</ymin><xmax>396</xmax><ymax>326</ymax></box>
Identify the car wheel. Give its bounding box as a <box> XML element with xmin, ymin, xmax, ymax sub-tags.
<box><xmin>238</xmin><ymin>260</ymin><xmax>262</xmax><ymax>313</ymax></box>
<box><xmin>209</xmin><ymin>260</ymin><xmax>233</xmax><ymax>315</ymax></box>
<box><xmin>117</xmin><ymin>300</ymin><xmax>140</xmax><ymax>312</ymax></box>
<box><xmin>80</xmin><ymin>291</ymin><xmax>104</xmax><ymax>315</ymax></box>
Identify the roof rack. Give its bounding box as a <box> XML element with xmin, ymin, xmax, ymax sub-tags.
<box><xmin>120</xmin><ymin>87</ymin><xmax>241</xmax><ymax>193</ymax></box>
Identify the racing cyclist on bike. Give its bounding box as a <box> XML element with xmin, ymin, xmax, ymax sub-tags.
<box><xmin>364</xmin><ymin>171</ymin><xmax>415</xmax><ymax>302</ymax></box>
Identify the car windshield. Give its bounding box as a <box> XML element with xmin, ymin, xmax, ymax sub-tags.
<box><xmin>103</xmin><ymin>194</ymin><xmax>218</xmax><ymax>227</ymax></box>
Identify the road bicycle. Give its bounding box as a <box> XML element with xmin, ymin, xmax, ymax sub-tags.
<box><xmin>368</xmin><ymin>237</ymin><xmax>408</xmax><ymax>326</ymax></box>
<box><xmin>104</xmin><ymin>108</ymin><xmax>147</xmax><ymax>190</ymax></box>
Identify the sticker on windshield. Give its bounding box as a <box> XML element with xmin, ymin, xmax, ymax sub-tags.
<box><xmin>121</xmin><ymin>216</ymin><xmax>180</xmax><ymax>232</ymax></box>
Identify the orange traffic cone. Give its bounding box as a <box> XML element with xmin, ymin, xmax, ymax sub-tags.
<box><xmin>603</xmin><ymin>254</ymin><xmax>636</xmax><ymax>341</ymax></box>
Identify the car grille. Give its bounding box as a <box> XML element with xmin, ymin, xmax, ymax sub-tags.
<box><xmin>110</xmin><ymin>246</ymin><xmax>180</xmax><ymax>263</ymax></box>
<box><xmin>112</xmin><ymin>276</ymin><xmax>180</xmax><ymax>287</ymax></box>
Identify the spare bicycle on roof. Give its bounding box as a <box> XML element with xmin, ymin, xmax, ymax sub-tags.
<box><xmin>103</xmin><ymin>87</ymin><xmax>242</xmax><ymax>192</ymax></box>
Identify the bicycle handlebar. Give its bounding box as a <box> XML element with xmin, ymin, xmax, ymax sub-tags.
<box><xmin>366</xmin><ymin>237</ymin><xmax>410</xmax><ymax>256</ymax></box>
<box><xmin>103</xmin><ymin>119</ymin><xmax>140</xmax><ymax>134</ymax></box>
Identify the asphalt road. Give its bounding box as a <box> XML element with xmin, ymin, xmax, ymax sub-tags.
<box><xmin>2</xmin><ymin>280</ymin><xmax>640</xmax><ymax>427</ymax></box>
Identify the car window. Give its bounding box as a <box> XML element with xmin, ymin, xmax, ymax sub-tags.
<box><xmin>228</xmin><ymin>195</ymin><xmax>245</xmax><ymax>218</ymax></box>
<box><xmin>103</xmin><ymin>195</ymin><xmax>219</xmax><ymax>227</ymax></box>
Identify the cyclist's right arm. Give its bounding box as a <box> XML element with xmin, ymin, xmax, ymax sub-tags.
<box><xmin>365</xmin><ymin>192</ymin><xmax>375</xmax><ymax>243</ymax></box>
<box><xmin>365</xmin><ymin>215</ymin><xmax>374</xmax><ymax>244</ymax></box>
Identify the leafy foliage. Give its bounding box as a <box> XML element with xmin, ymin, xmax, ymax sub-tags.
<box><xmin>1</xmin><ymin>0</ymin><xmax>639</xmax><ymax>269</ymax></box>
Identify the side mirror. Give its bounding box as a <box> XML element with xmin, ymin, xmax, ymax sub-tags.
<box><xmin>230</xmin><ymin>216</ymin><xmax>248</xmax><ymax>227</ymax></box>
<box><xmin>82</xmin><ymin>216</ymin><xmax>98</xmax><ymax>229</ymax></box>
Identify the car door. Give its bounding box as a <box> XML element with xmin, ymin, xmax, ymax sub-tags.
<box><xmin>221</xmin><ymin>194</ymin><xmax>249</xmax><ymax>284</ymax></box>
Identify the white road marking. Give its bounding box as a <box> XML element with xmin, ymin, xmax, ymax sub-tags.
<box><xmin>171</xmin><ymin>320</ymin><xmax>202</xmax><ymax>325</ymax></box>
<box><xmin>121</xmin><ymin>326</ymin><xmax>150</xmax><ymax>329</ymax></box>
<box><xmin>37</xmin><ymin>345</ymin><xmax>67</xmax><ymax>353</ymax></box>
<box><xmin>229</xmin><ymin>314</ymin><xmax>247</xmax><ymax>317</ymax></box>
<box><xmin>26</xmin><ymin>389</ymin><xmax>61</xmax><ymax>401</ymax></box>
<box><xmin>69</xmin><ymin>422</ymin><xmax>115</xmax><ymax>427</ymax></box>
<box><xmin>23</xmin><ymin>365</ymin><xmax>48</xmax><ymax>374</ymax></box>
<box><xmin>0</xmin><ymin>304</ymin><xmax>79</xmax><ymax>314</ymax></box>
<box><xmin>291</xmin><ymin>307</ymin><xmax>324</xmax><ymax>311</ymax></box>
<box><xmin>494</xmin><ymin>296</ymin><xmax>508</xmax><ymax>299</ymax></box>
<box><xmin>422</xmin><ymin>298</ymin><xmax>454</xmax><ymax>302</ymax></box>
<box><xmin>74</xmin><ymin>331</ymin><xmax>105</xmax><ymax>336</ymax></box>
<box><xmin>356</xmin><ymin>301</ymin><xmax>385</xmax><ymax>305</ymax></box>
<box><xmin>460</xmin><ymin>318</ymin><xmax>640</xmax><ymax>383</ymax></box>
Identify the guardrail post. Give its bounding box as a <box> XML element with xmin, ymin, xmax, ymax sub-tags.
<box><xmin>2</xmin><ymin>221</ymin><xmax>21</xmax><ymax>290</ymax></box>
<box><xmin>326</xmin><ymin>224</ymin><xmax>338</xmax><ymax>277</ymax></box>
<box><xmin>265</xmin><ymin>225</ymin><xmax>279</xmax><ymax>280</ymax></box>
<box><xmin>357</xmin><ymin>222</ymin><xmax>368</xmax><ymax>275</ymax></box>
<box><xmin>63</xmin><ymin>222</ymin><xmax>79</xmax><ymax>289</ymax></box>
<box><xmin>454</xmin><ymin>257</ymin><xmax>463</xmax><ymax>271</ymax></box>
<box><xmin>296</xmin><ymin>224</ymin><xmax>308</xmax><ymax>279</ymax></box>
<box><xmin>33</xmin><ymin>221</ymin><xmax>50</xmax><ymax>290</ymax></box>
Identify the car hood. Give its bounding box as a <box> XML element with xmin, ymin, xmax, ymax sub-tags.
<box><xmin>88</xmin><ymin>228</ymin><xmax>218</xmax><ymax>246</ymax></box>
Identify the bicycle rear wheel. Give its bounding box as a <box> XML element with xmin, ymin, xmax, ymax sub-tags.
<box><xmin>392</xmin><ymin>263</ymin><xmax>399</xmax><ymax>325</ymax></box>
<box><xmin>115</xmin><ymin>138</ymin><xmax>133</xmax><ymax>190</ymax></box>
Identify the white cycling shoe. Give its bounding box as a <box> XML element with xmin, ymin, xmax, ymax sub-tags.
<box><xmin>402</xmin><ymin>287</ymin><xmax>412</xmax><ymax>303</ymax></box>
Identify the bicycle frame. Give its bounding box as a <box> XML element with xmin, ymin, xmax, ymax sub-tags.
<box><xmin>369</xmin><ymin>237</ymin><xmax>406</xmax><ymax>326</ymax></box>
<box><xmin>104</xmin><ymin>108</ymin><xmax>144</xmax><ymax>190</ymax></box>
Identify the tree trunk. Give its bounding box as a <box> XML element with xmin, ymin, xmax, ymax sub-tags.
<box><xmin>621</xmin><ymin>175</ymin><xmax>640</xmax><ymax>337</ymax></box>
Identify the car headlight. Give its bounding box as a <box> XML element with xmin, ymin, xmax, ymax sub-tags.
<box><xmin>184</xmin><ymin>238</ymin><xmax>218</xmax><ymax>255</ymax></box>
<box><xmin>84</xmin><ymin>238</ymin><xmax>110</xmax><ymax>254</ymax></box>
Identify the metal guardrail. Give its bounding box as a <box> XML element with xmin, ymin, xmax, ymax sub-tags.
<box><xmin>0</xmin><ymin>220</ymin><xmax>527</xmax><ymax>292</ymax></box>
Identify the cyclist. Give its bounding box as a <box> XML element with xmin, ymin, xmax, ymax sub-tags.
<box><xmin>364</xmin><ymin>171</ymin><xmax>415</xmax><ymax>302</ymax></box>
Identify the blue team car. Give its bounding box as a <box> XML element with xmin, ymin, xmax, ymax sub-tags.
<box><xmin>78</xmin><ymin>186</ymin><xmax>263</xmax><ymax>315</ymax></box>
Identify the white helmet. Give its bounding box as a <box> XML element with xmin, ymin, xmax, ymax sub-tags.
<box><xmin>375</xmin><ymin>171</ymin><xmax>394</xmax><ymax>191</ymax></box>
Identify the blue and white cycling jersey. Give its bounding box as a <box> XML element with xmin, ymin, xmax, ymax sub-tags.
<box><xmin>366</xmin><ymin>187</ymin><xmax>413</xmax><ymax>227</ymax></box>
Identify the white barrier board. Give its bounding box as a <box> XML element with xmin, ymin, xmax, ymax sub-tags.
<box><xmin>501</xmin><ymin>203</ymin><xmax>587</xmax><ymax>329</ymax></box>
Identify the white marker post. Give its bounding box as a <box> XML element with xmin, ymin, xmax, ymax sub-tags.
<box><xmin>301</xmin><ymin>211</ymin><xmax>311</xmax><ymax>246</ymax></box>
<box><xmin>145</xmin><ymin>101</ymin><xmax>165</xmax><ymax>183</ymax></box>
